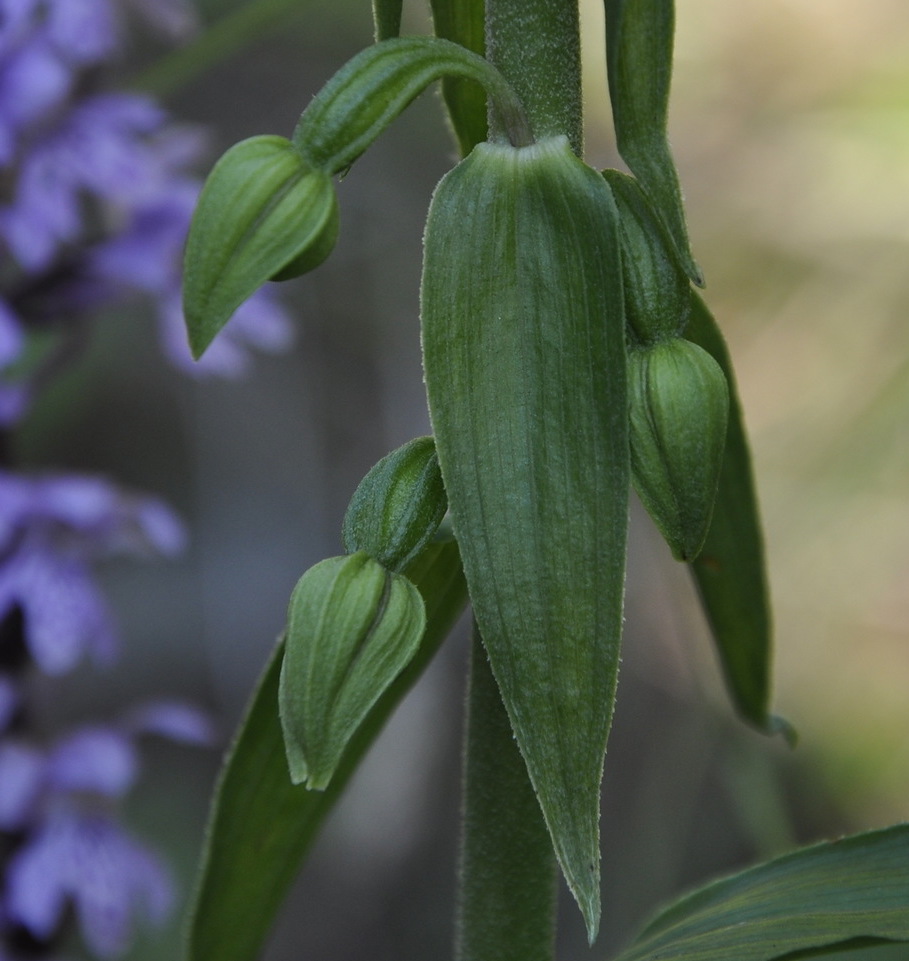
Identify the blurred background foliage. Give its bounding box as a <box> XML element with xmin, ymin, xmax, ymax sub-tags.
<box><xmin>13</xmin><ymin>0</ymin><xmax>909</xmax><ymax>958</ymax></box>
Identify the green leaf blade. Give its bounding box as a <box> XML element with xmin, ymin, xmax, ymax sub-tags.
<box><xmin>184</xmin><ymin>538</ymin><xmax>468</xmax><ymax>961</ymax></box>
<box><xmin>614</xmin><ymin>825</ymin><xmax>909</xmax><ymax>961</ymax></box>
<box><xmin>422</xmin><ymin>137</ymin><xmax>629</xmax><ymax>941</ymax></box>
<box><xmin>291</xmin><ymin>37</ymin><xmax>533</xmax><ymax>172</ymax></box>
<box><xmin>684</xmin><ymin>293</ymin><xmax>776</xmax><ymax>732</ymax></box>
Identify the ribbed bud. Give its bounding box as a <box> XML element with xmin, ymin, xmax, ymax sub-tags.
<box><xmin>342</xmin><ymin>436</ymin><xmax>447</xmax><ymax>572</ymax></box>
<box><xmin>183</xmin><ymin>135</ymin><xmax>338</xmax><ymax>359</ymax></box>
<box><xmin>629</xmin><ymin>338</ymin><xmax>729</xmax><ymax>561</ymax></box>
<box><xmin>278</xmin><ymin>552</ymin><xmax>425</xmax><ymax>791</ymax></box>
<box><xmin>604</xmin><ymin>169</ymin><xmax>690</xmax><ymax>346</ymax></box>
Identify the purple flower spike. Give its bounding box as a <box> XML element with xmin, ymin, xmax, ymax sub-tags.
<box><xmin>47</xmin><ymin>726</ymin><xmax>138</xmax><ymax>798</ymax></box>
<box><xmin>46</xmin><ymin>0</ymin><xmax>119</xmax><ymax>66</ymax></box>
<box><xmin>0</xmin><ymin>543</ymin><xmax>118</xmax><ymax>675</ymax></box>
<box><xmin>0</xmin><ymin>673</ymin><xmax>19</xmax><ymax>730</ymax></box>
<box><xmin>0</xmin><ymin>38</ymin><xmax>73</xmax><ymax>166</ymax></box>
<box><xmin>0</xmin><ymin>739</ymin><xmax>45</xmax><ymax>830</ymax></box>
<box><xmin>0</xmin><ymin>299</ymin><xmax>24</xmax><ymax>366</ymax></box>
<box><xmin>6</xmin><ymin>808</ymin><xmax>174</xmax><ymax>959</ymax></box>
<box><xmin>124</xmin><ymin>700</ymin><xmax>217</xmax><ymax>746</ymax></box>
<box><xmin>0</xmin><ymin>471</ymin><xmax>186</xmax><ymax>674</ymax></box>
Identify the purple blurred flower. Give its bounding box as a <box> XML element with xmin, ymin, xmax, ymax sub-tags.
<box><xmin>0</xmin><ymin>739</ymin><xmax>43</xmax><ymax>830</ymax></box>
<box><xmin>0</xmin><ymin>706</ymin><xmax>213</xmax><ymax>831</ymax></box>
<box><xmin>0</xmin><ymin>674</ymin><xmax>18</xmax><ymax>730</ymax></box>
<box><xmin>0</xmin><ymin>0</ymin><xmax>294</xmax><ymax>405</ymax></box>
<box><xmin>0</xmin><ymin>471</ymin><xmax>185</xmax><ymax>675</ymax></box>
<box><xmin>5</xmin><ymin>807</ymin><xmax>174</xmax><ymax>959</ymax></box>
<box><xmin>1</xmin><ymin>705</ymin><xmax>212</xmax><ymax>956</ymax></box>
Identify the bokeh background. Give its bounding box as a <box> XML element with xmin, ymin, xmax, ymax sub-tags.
<box><xmin>16</xmin><ymin>0</ymin><xmax>909</xmax><ymax>958</ymax></box>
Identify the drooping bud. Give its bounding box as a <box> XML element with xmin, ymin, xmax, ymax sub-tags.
<box><xmin>342</xmin><ymin>436</ymin><xmax>447</xmax><ymax>573</ymax></box>
<box><xmin>183</xmin><ymin>135</ymin><xmax>338</xmax><ymax>359</ymax></box>
<box><xmin>628</xmin><ymin>337</ymin><xmax>729</xmax><ymax>561</ymax></box>
<box><xmin>604</xmin><ymin>169</ymin><xmax>689</xmax><ymax>346</ymax></box>
<box><xmin>278</xmin><ymin>552</ymin><xmax>426</xmax><ymax>791</ymax></box>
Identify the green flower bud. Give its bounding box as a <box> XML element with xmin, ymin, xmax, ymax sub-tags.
<box><xmin>342</xmin><ymin>436</ymin><xmax>447</xmax><ymax>572</ymax></box>
<box><xmin>278</xmin><ymin>552</ymin><xmax>426</xmax><ymax>791</ymax></box>
<box><xmin>183</xmin><ymin>135</ymin><xmax>338</xmax><ymax>360</ymax></box>
<box><xmin>604</xmin><ymin>169</ymin><xmax>690</xmax><ymax>346</ymax></box>
<box><xmin>629</xmin><ymin>338</ymin><xmax>729</xmax><ymax>561</ymax></box>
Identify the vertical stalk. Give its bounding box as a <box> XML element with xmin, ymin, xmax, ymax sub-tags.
<box><xmin>485</xmin><ymin>0</ymin><xmax>583</xmax><ymax>153</ymax></box>
<box><xmin>456</xmin><ymin>629</ymin><xmax>558</xmax><ymax>961</ymax></box>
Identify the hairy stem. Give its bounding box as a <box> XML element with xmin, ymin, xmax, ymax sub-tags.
<box><xmin>455</xmin><ymin>629</ymin><xmax>558</xmax><ymax>961</ymax></box>
<box><xmin>485</xmin><ymin>0</ymin><xmax>583</xmax><ymax>153</ymax></box>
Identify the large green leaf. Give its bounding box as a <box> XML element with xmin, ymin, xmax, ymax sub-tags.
<box><xmin>422</xmin><ymin>137</ymin><xmax>628</xmax><ymax>941</ymax></box>
<box><xmin>613</xmin><ymin>824</ymin><xmax>909</xmax><ymax>961</ymax></box>
<box><xmin>684</xmin><ymin>293</ymin><xmax>782</xmax><ymax>735</ymax></box>
<box><xmin>184</xmin><ymin>538</ymin><xmax>468</xmax><ymax>961</ymax></box>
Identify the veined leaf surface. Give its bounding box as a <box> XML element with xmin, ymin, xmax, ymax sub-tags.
<box><xmin>422</xmin><ymin>136</ymin><xmax>628</xmax><ymax>940</ymax></box>
<box><xmin>614</xmin><ymin>824</ymin><xmax>909</xmax><ymax>961</ymax></box>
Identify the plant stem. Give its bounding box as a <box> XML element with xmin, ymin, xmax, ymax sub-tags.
<box><xmin>455</xmin><ymin>629</ymin><xmax>558</xmax><ymax>961</ymax></box>
<box><xmin>485</xmin><ymin>0</ymin><xmax>583</xmax><ymax>153</ymax></box>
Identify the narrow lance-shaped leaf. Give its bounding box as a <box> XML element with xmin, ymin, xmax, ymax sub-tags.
<box><xmin>422</xmin><ymin>136</ymin><xmax>628</xmax><ymax>942</ymax></box>
<box><xmin>429</xmin><ymin>0</ymin><xmax>488</xmax><ymax>155</ymax></box>
<box><xmin>184</xmin><ymin>538</ymin><xmax>468</xmax><ymax>961</ymax></box>
<box><xmin>613</xmin><ymin>824</ymin><xmax>909</xmax><ymax>961</ymax></box>
<box><xmin>604</xmin><ymin>0</ymin><xmax>702</xmax><ymax>285</ymax></box>
<box><xmin>685</xmin><ymin>293</ymin><xmax>790</xmax><ymax>739</ymax></box>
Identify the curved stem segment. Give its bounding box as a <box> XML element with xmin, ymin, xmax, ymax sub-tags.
<box><xmin>456</xmin><ymin>628</ymin><xmax>558</xmax><ymax>961</ymax></box>
<box><xmin>485</xmin><ymin>0</ymin><xmax>583</xmax><ymax>153</ymax></box>
<box><xmin>292</xmin><ymin>37</ymin><xmax>533</xmax><ymax>174</ymax></box>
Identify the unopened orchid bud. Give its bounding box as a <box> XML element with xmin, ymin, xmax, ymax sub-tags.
<box><xmin>183</xmin><ymin>135</ymin><xmax>338</xmax><ymax>359</ymax></box>
<box><xmin>342</xmin><ymin>436</ymin><xmax>447</xmax><ymax>573</ymax></box>
<box><xmin>278</xmin><ymin>552</ymin><xmax>425</xmax><ymax>791</ymax></box>
<box><xmin>629</xmin><ymin>337</ymin><xmax>729</xmax><ymax>561</ymax></box>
